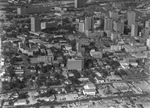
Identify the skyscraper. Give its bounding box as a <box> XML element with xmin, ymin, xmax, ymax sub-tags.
<box><xmin>79</xmin><ymin>22</ymin><xmax>85</xmax><ymax>33</ymax></box>
<box><xmin>75</xmin><ymin>0</ymin><xmax>86</xmax><ymax>8</ymax></box>
<box><xmin>113</xmin><ymin>21</ymin><xmax>124</xmax><ymax>34</ymax></box>
<box><xmin>30</xmin><ymin>16</ymin><xmax>41</xmax><ymax>32</ymax></box>
<box><xmin>85</xmin><ymin>17</ymin><xmax>94</xmax><ymax>31</ymax></box>
<box><xmin>131</xmin><ymin>23</ymin><xmax>138</xmax><ymax>37</ymax></box>
<box><xmin>145</xmin><ymin>20</ymin><xmax>150</xmax><ymax>29</ymax></box>
<box><xmin>104</xmin><ymin>17</ymin><xmax>113</xmax><ymax>31</ymax></box>
<box><xmin>147</xmin><ymin>38</ymin><xmax>150</xmax><ymax>48</ymax></box>
<box><xmin>109</xmin><ymin>11</ymin><xmax>119</xmax><ymax>20</ymax></box>
<box><xmin>127</xmin><ymin>11</ymin><xmax>136</xmax><ymax>27</ymax></box>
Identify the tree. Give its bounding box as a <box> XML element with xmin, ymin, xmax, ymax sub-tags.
<box><xmin>6</xmin><ymin>66</ymin><xmax>15</xmax><ymax>78</ymax></box>
<box><xmin>85</xmin><ymin>59</ymin><xmax>93</xmax><ymax>69</ymax></box>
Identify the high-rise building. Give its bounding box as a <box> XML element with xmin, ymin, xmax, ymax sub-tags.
<box><xmin>17</xmin><ymin>5</ymin><xmax>51</xmax><ymax>15</ymax></box>
<box><xmin>75</xmin><ymin>0</ymin><xmax>86</xmax><ymax>8</ymax></box>
<box><xmin>143</xmin><ymin>28</ymin><xmax>150</xmax><ymax>38</ymax></box>
<box><xmin>131</xmin><ymin>23</ymin><xmax>138</xmax><ymax>37</ymax></box>
<box><xmin>127</xmin><ymin>11</ymin><xmax>136</xmax><ymax>27</ymax></box>
<box><xmin>85</xmin><ymin>17</ymin><xmax>94</xmax><ymax>31</ymax></box>
<box><xmin>30</xmin><ymin>16</ymin><xmax>41</xmax><ymax>32</ymax></box>
<box><xmin>104</xmin><ymin>17</ymin><xmax>113</xmax><ymax>31</ymax></box>
<box><xmin>111</xmin><ymin>32</ymin><xmax>120</xmax><ymax>41</ymax></box>
<box><xmin>147</xmin><ymin>38</ymin><xmax>150</xmax><ymax>48</ymax></box>
<box><xmin>76</xmin><ymin>42</ymin><xmax>81</xmax><ymax>52</ymax></box>
<box><xmin>79</xmin><ymin>22</ymin><xmax>85</xmax><ymax>33</ymax></box>
<box><xmin>145</xmin><ymin>20</ymin><xmax>150</xmax><ymax>28</ymax></box>
<box><xmin>113</xmin><ymin>21</ymin><xmax>124</xmax><ymax>34</ymax></box>
<box><xmin>109</xmin><ymin>11</ymin><xmax>119</xmax><ymax>20</ymax></box>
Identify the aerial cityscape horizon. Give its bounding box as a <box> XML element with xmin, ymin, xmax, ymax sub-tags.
<box><xmin>0</xmin><ymin>0</ymin><xmax>150</xmax><ymax>108</ymax></box>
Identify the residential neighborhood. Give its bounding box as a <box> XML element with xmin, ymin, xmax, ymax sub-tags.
<box><xmin>0</xmin><ymin>0</ymin><xmax>150</xmax><ymax>108</ymax></box>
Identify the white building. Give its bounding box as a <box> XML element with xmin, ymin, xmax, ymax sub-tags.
<box><xmin>84</xmin><ymin>83</ymin><xmax>96</xmax><ymax>89</ymax></box>
<box><xmin>147</xmin><ymin>38</ymin><xmax>150</xmax><ymax>48</ymax></box>
<box><xmin>79</xmin><ymin>22</ymin><xmax>85</xmax><ymax>33</ymax></box>
<box><xmin>83</xmin><ymin>89</ymin><xmax>96</xmax><ymax>95</ymax></box>
<box><xmin>90</xmin><ymin>49</ymin><xmax>102</xmax><ymax>58</ymax></box>
<box><xmin>131</xmin><ymin>23</ymin><xmax>138</xmax><ymax>37</ymax></box>
<box><xmin>14</xmin><ymin>99</ymin><xmax>27</xmax><ymax>106</ymax></box>
<box><xmin>110</xmin><ymin>45</ymin><xmax>122</xmax><ymax>51</ymax></box>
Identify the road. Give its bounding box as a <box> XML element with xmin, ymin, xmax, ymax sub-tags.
<box><xmin>0</xmin><ymin>80</ymin><xmax>133</xmax><ymax>94</ymax></box>
<box><xmin>94</xmin><ymin>0</ymin><xmax>141</xmax><ymax>3</ymax></box>
<box><xmin>6</xmin><ymin>93</ymin><xmax>150</xmax><ymax>108</ymax></box>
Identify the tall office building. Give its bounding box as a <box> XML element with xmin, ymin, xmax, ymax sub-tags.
<box><xmin>17</xmin><ymin>5</ymin><xmax>51</xmax><ymax>15</ymax></box>
<box><xmin>104</xmin><ymin>17</ymin><xmax>113</xmax><ymax>31</ymax></box>
<box><xmin>147</xmin><ymin>38</ymin><xmax>150</xmax><ymax>48</ymax></box>
<box><xmin>145</xmin><ymin>20</ymin><xmax>150</xmax><ymax>29</ymax></box>
<box><xmin>109</xmin><ymin>11</ymin><xmax>119</xmax><ymax>20</ymax></box>
<box><xmin>127</xmin><ymin>11</ymin><xmax>136</xmax><ymax>27</ymax></box>
<box><xmin>131</xmin><ymin>23</ymin><xmax>138</xmax><ymax>37</ymax></box>
<box><xmin>79</xmin><ymin>22</ymin><xmax>85</xmax><ymax>33</ymax></box>
<box><xmin>85</xmin><ymin>17</ymin><xmax>94</xmax><ymax>31</ymax></box>
<box><xmin>76</xmin><ymin>42</ymin><xmax>82</xmax><ymax>53</ymax></box>
<box><xmin>75</xmin><ymin>0</ymin><xmax>86</xmax><ymax>8</ymax></box>
<box><xmin>30</xmin><ymin>16</ymin><xmax>41</xmax><ymax>32</ymax></box>
<box><xmin>113</xmin><ymin>21</ymin><xmax>124</xmax><ymax>34</ymax></box>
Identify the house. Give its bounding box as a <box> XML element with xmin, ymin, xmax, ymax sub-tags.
<box><xmin>106</xmin><ymin>74</ymin><xmax>122</xmax><ymax>82</ymax></box>
<box><xmin>113</xmin><ymin>83</ymin><xmax>130</xmax><ymax>92</ymax></box>
<box><xmin>18</xmin><ymin>42</ymin><xmax>39</xmax><ymax>56</ymax></box>
<box><xmin>119</xmin><ymin>105</ymin><xmax>129</xmax><ymax>108</ymax></box>
<box><xmin>14</xmin><ymin>69</ymin><xmax>24</xmax><ymax>75</ymax></box>
<box><xmin>46</xmin><ymin>49</ymin><xmax>53</xmax><ymax>56</ymax></box>
<box><xmin>56</xmin><ymin>93</ymin><xmax>78</xmax><ymax>101</ymax></box>
<box><xmin>30</xmin><ymin>55</ymin><xmax>54</xmax><ymax>64</ymax></box>
<box><xmin>83</xmin><ymin>89</ymin><xmax>96</xmax><ymax>95</ymax></box>
<box><xmin>94</xmin><ymin>72</ymin><xmax>104</xmax><ymax>83</ymax></box>
<box><xmin>90</xmin><ymin>49</ymin><xmax>102</xmax><ymax>59</ymax></box>
<box><xmin>65</xmin><ymin>93</ymin><xmax>79</xmax><ymax>100</ymax></box>
<box><xmin>65</xmin><ymin>45</ymin><xmax>72</xmax><ymax>51</ymax></box>
<box><xmin>108</xmin><ymin>85</ymin><xmax>119</xmax><ymax>94</ymax></box>
<box><xmin>78</xmin><ymin>78</ymin><xmax>89</xmax><ymax>82</ymax></box>
<box><xmin>135</xmin><ymin>104</ymin><xmax>144</xmax><ymax>108</ymax></box>
<box><xmin>14</xmin><ymin>99</ymin><xmax>27</xmax><ymax>106</ymax></box>
<box><xmin>84</xmin><ymin>82</ymin><xmax>96</xmax><ymax>90</ymax></box>
<box><xmin>39</xmin><ymin>105</ymin><xmax>51</xmax><ymax>108</ymax></box>
<box><xmin>36</xmin><ymin>97</ymin><xmax>49</xmax><ymax>102</ymax></box>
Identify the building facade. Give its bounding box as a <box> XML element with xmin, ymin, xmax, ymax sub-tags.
<box><xmin>30</xmin><ymin>16</ymin><xmax>41</xmax><ymax>32</ymax></box>
<box><xmin>85</xmin><ymin>17</ymin><xmax>94</xmax><ymax>31</ymax></box>
<box><xmin>131</xmin><ymin>23</ymin><xmax>138</xmax><ymax>37</ymax></box>
<box><xmin>127</xmin><ymin>11</ymin><xmax>136</xmax><ymax>27</ymax></box>
<box><xmin>79</xmin><ymin>22</ymin><xmax>85</xmax><ymax>33</ymax></box>
<box><xmin>74</xmin><ymin>0</ymin><xmax>86</xmax><ymax>8</ymax></box>
<box><xmin>104</xmin><ymin>17</ymin><xmax>113</xmax><ymax>31</ymax></box>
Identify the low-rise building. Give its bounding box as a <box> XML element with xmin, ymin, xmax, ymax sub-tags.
<box><xmin>14</xmin><ymin>99</ymin><xmax>27</xmax><ymax>106</ymax></box>
<box><xmin>90</xmin><ymin>49</ymin><xmax>102</xmax><ymax>59</ymax></box>
<box><xmin>113</xmin><ymin>83</ymin><xmax>130</xmax><ymax>92</ymax></box>
<box><xmin>106</xmin><ymin>75</ymin><xmax>122</xmax><ymax>82</ymax></box>
<box><xmin>84</xmin><ymin>82</ymin><xmax>96</xmax><ymax>90</ymax></box>
<box><xmin>30</xmin><ymin>55</ymin><xmax>54</xmax><ymax>64</ymax></box>
<box><xmin>67</xmin><ymin>57</ymin><xmax>84</xmax><ymax>71</ymax></box>
<box><xmin>83</xmin><ymin>89</ymin><xmax>96</xmax><ymax>95</ymax></box>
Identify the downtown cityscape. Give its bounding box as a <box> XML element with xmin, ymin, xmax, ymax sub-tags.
<box><xmin>0</xmin><ymin>0</ymin><xmax>150</xmax><ymax>108</ymax></box>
